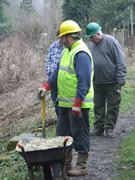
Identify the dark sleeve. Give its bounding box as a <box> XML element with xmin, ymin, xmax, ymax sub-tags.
<box><xmin>47</xmin><ymin>62</ymin><xmax>59</xmax><ymax>87</ymax></box>
<box><xmin>74</xmin><ymin>52</ymin><xmax>92</xmax><ymax>100</ymax></box>
<box><xmin>112</xmin><ymin>39</ymin><xmax>127</xmax><ymax>80</ymax></box>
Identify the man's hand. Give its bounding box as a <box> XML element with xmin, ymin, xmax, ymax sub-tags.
<box><xmin>118</xmin><ymin>79</ymin><xmax>126</xmax><ymax>87</ymax></box>
<box><xmin>72</xmin><ymin>98</ymin><xmax>83</xmax><ymax>117</ymax></box>
<box><xmin>38</xmin><ymin>82</ymin><xmax>51</xmax><ymax>100</ymax></box>
<box><xmin>38</xmin><ymin>88</ymin><xmax>47</xmax><ymax>100</ymax></box>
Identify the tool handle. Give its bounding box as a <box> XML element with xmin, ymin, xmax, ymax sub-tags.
<box><xmin>42</xmin><ymin>96</ymin><xmax>46</xmax><ymax>138</ymax></box>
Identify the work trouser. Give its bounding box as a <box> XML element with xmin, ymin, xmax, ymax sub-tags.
<box><xmin>94</xmin><ymin>83</ymin><xmax>121</xmax><ymax>130</ymax></box>
<box><xmin>56</xmin><ymin>108</ymin><xmax>90</xmax><ymax>153</ymax></box>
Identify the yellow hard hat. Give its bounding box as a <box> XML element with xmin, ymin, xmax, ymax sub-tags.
<box><xmin>58</xmin><ymin>20</ymin><xmax>81</xmax><ymax>37</ymax></box>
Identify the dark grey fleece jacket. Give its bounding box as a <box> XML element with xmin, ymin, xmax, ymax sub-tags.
<box><xmin>89</xmin><ymin>34</ymin><xmax>127</xmax><ymax>84</ymax></box>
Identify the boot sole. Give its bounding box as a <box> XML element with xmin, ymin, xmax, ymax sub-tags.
<box><xmin>67</xmin><ymin>170</ymin><xmax>88</xmax><ymax>176</ymax></box>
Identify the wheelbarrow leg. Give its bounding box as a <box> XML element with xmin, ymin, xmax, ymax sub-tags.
<box><xmin>17</xmin><ymin>145</ymin><xmax>34</xmax><ymax>180</ymax></box>
<box><xmin>42</xmin><ymin>164</ymin><xmax>53</xmax><ymax>180</ymax></box>
<box><xmin>28</xmin><ymin>165</ymin><xmax>34</xmax><ymax>180</ymax></box>
<box><xmin>61</xmin><ymin>139</ymin><xmax>70</xmax><ymax>180</ymax></box>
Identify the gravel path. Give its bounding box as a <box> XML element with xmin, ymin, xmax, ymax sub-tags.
<box><xmin>66</xmin><ymin>112</ymin><xmax>135</xmax><ymax>180</ymax></box>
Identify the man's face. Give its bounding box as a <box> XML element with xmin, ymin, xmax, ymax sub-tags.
<box><xmin>89</xmin><ymin>32</ymin><xmax>102</xmax><ymax>44</ymax></box>
<box><xmin>60</xmin><ymin>35</ymin><xmax>71</xmax><ymax>48</ymax></box>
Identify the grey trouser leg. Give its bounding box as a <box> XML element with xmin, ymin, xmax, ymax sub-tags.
<box><xmin>56</xmin><ymin>108</ymin><xmax>90</xmax><ymax>153</ymax></box>
<box><xmin>94</xmin><ymin>83</ymin><xmax>121</xmax><ymax>130</ymax></box>
<box><xmin>94</xmin><ymin>85</ymin><xmax>105</xmax><ymax>130</ymax></box>
<box><xmin>105</xmin><ymin>83</ymin><xmax>121</xmax><ymax>129</ymax></box>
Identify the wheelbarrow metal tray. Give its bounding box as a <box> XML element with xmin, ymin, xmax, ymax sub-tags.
<box><xmin>16</xmin><ymin>136</ymin><xmax>73</xmax><ymax>165</ymax></box>
<box><xmin>20</xmin><ymin>146</ymin><xmax>72</xmax><ymax>165</ymax></box>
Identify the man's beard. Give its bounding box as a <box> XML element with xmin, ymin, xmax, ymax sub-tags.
<box><xmin>64</xmin><ymin>43</ymin><xmax>70</xmax><ymax>48</ymax></box>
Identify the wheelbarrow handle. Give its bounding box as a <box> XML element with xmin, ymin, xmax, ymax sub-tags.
<box><xmin>61</xmin><ymin>137</ymin><xmax>71</xmax><ymax>179</ymax></box>
<box><xmin>17</xmin><ymin>143</ymin><xmax>23</xmax><ymax>148</ymax></box>
<box><xmin>63</xmin><ymin>137</ymin><xmax>70</xmax><ymax>146</ymax></box>
<box><xmin>17</xmin><ymin>144</ymin><xmax>34</xmax><ymax>180</ymax></box>
<box><xmin>63</xmin><ymin>137</ymin><xmax>70</xmax><ymax>163</ymax></box>
<box><xmin>17</xmin><ymin>144</ymin><xmax>31</xmax><ymax>169</ymax></box>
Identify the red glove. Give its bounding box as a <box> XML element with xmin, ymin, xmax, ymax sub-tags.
<box><xmin>72</xmin><ymin>98</ymin><xmax>83</xmax><ymax>116</ymax></box>
<box><xmin>41</xmin><ymin>82</ymin><xmax>51</xmax><ymax>90</ymax></box>
<box><xmin>38</xmin><ymin>82</ymin><xmax>51</xmax><ymax>99</ymax></box>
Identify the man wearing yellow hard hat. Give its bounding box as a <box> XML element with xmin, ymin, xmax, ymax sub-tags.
<box><xmin>38</xmin><ymin>20</ymin><xmax>94</xmax><ymax>178</ymax></box>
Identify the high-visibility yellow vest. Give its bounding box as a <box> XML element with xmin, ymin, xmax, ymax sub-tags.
<box><xmin>57</xmin><ymin>39</ymin><xmax>94</xmax><ymax>108</ymax></box>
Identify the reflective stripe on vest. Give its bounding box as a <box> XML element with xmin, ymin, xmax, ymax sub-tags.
<box><xmin>58</xmin><ymin>97</ymin><xmax>93</xmax><ymax>103</ymax></box>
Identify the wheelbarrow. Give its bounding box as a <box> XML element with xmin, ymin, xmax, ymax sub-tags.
<box><xmin>16</xmin><ymin>95</ymin><xmax>73</xmax><ymax>180</ymax></box>
<box><xmin>16</xmin><ymin>136</ymin><xmax>73</xmax><ymax>180</ymax></box>
<box><xmin>16</xmin><ymin>96</ymin><xmax>73</xmax><ymax>180</ymax></box>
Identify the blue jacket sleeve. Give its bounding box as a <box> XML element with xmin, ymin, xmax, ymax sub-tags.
<box><xmin>47</xmin><ymin>62</ymin><xmax>59</xmax><ymax>88</ymax></box>
<box><xmin>74</xmin><ymin>52</ymin><xmax>92</xmax><ymax>101</ymax></box>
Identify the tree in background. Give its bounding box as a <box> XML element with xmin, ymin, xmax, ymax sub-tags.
<box><xmin>0</xmin><ymin>0</ymin><xmax>13</xmax><ymax>37</ymax></box>
<box><xmin>62</xmin><ymin>0</ymin><xmax>93</xmax><ymax>27</ymax></box>
<box><xmin>62</xmin><ymin>0</ymin><xmax>135</xmax><ymax>33</ymax></box>
<box><xmin>43</xmin><ymin>0</ymin><xmax>63</xmax><ymax>42</ymax></box>
<box><xmin>91</xmin><ymin>0</ymin><xmax>135</xmax><ymax>33</ymax></box>
<box><xmin>20</xmin><ymin>0</ymin><xmax>35</xmax><ymax>14</ymax></box>
<box><xmin>0</xmin><ymin>2</ymin><xmax>6</xmax><ymax>24</ymax></box>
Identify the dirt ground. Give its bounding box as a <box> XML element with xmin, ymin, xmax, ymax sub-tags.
<box><xmin>67</xmin><ymin>111</ymin><xmax>135</xmax><ymax>180</ymax></box>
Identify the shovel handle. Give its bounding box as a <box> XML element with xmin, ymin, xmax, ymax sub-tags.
<box><xmin>42</xmin><ymin>96</ymin><xmax>46</xmax><ymax>138</ymax></box>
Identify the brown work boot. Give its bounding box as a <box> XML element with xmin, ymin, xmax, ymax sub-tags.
<box><xmin>65</xmin><ymin>151</ymin><xmax>72</xmax><ymax>172</ymax></box>
<box><xmin>90</xmin><ymin>128</ymin><xmax>104</xmax><ymax>136</ymax></box>
<box><xmin>67</xmin><ymin>153</ymin><xmax>89</xmax><ymax>176</ymax></box>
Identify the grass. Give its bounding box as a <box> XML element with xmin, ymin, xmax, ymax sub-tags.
<box><xmin>118</xmin><ymin>129</ymin><xmax>135</xmax><ymax>165</ymax></box>
<box><xmin>0</xmin><ymin>151</ymin><xmax>45</xmax><ymax>180</ymax></box>
<box><xmin>113</xmin><ymin>129</ymin><xmax>135</xmax><ymax>180</ymax></box>
<box><xmin>112</xmin><ymin>64</ymin><xmax>135</xmax><ymax>180</ymax></box>
<box><xmin>120</xmin><ymin>82</ymin><xmax>135</xmax><ymax>112</ymax></box>
<box><xmin>0</xmin><ymin>125</ymin><xmax>56</xmax><ymax>180</ymax></box>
